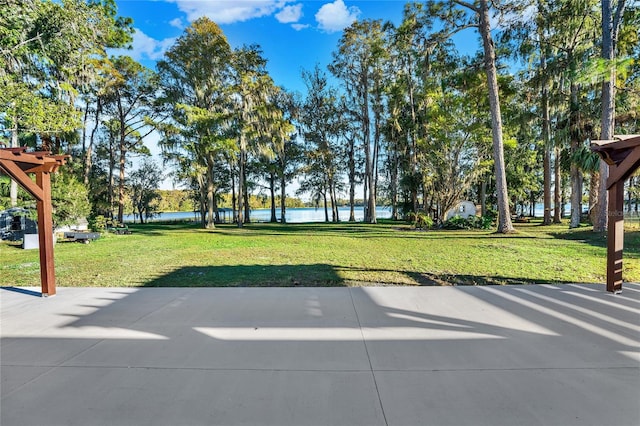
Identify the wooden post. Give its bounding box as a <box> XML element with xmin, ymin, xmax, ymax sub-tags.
<box><xmin>591</xmin><ymin>135</ymin><xmax>640</xmax><ymax>293</ymax></box>
<box><xmin>1</xmin><ymin>148</ymin><xmax>67</xmax><ymax>297</ymax></box>
<box><xmin>606</xmin><ymin>180</ymin><xmax>624</xmax><ymax>293</ymax></box>
<box><xmin>36</xmin><ymin>171</ymin><xmax>56</xmax><ymax>296</ymax></box>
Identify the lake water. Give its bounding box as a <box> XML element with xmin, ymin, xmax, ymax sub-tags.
<box><xmin>123</xmin><ymin>206</ymin><xmax>393</xmax><ymax>224</ymax></box>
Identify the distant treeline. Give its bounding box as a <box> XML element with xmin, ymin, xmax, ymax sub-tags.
<box><xmin>155</xmin><ymin>190</ymin><xmax>314</xmax><ymax>212</ymax></box>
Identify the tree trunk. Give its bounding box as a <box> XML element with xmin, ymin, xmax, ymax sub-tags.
<box><xmin>117</xmin><ymin>140</ymin><xmax>126</xmax><ymax>224</ymax></box>
<box><xmin>198</xmin><ymin>179</ymin><xmax>206</xmax><ymax>227</ymax></box>
<box><xmin>237</xmin><ymin>140</ymin><xmax>245</xmax><ymax>228</ymax></box>
<box><xmin>230</xmin><ymin>165</ymin><xmax>237</xmax><ymax>223</ymax></box>
<box><xmin>82</xmin><ymin>101</ymin><xmax>90</xmax><ymax>160</ymax></box>
<box><xmin>589</xmin><ymin>172</ymin><xmax>599</xmax><ymax>225</ymax></box>
<box><xmin>269</xmin><ymin>171</ymin><xmax>277</xmax><ymax>223</ymax></box>
<box><xmin>138</xmin><ymin>204</ymin><xmax>144</xmax><ymax>224</ymax></box>
<box><xmin>391</xmin><ymin>141</ymin><xmax>399</xmax><ymax>221</ymax></box>
<box><xmin>117</xmin><ymin>96</ymin><xmax>126</xmax><ymax>224</ymax></box>
<box><xmin>479</xmin><ymin>0</ymin><xmax>514</xmax><ymax>233</ymax></box>
<box><xmin>369</xmin><ymin>101</ymin><xmax>380</xmax><ymax>224</ymax></box>
<box><xmin>348</xmin><ymin>136</ymin><xmax>356</xmax><ymax>222</ymax></box>
<box><xmin>334</xmin><ymin>184</ymin><xmax>340</xmax><ymax>222</ymax></box>
<box><xmin>206</xmin><ymin>161</ymin><xmax>215</xmax><ymax>229</ymax></box>
<box><xmin>323</xmin><ymin>190</ymin><xmax>329</xmax><ymax>222</ymax></box>
<box><xmin>554</xmin><ymin>146</ymin><xmax>562</xmax><ymax>223</ymax></box>
<box><xmin>407</xmin><ymin>61</ymin><xmax>419</xmax><ymax>215</ymax></box>
<box><xmin>569</xmin><ymin>162</ymin><xmax>583</xmax><ymax>227</ymax></box>
<box><xmin>541</xmin><ymin>47</ymin><xmax>552</xmax><ymax>225</ymax></box>
<box><xmin>362</xmin><ymin>71</ymin><xmax>372</xmax><ymax>223</ymax></box>
<box><xmin>529</xmin><ymin>191</ymin><xmax>535</xmax><ymax>217</ymax></box>
<box><xmin>213</xmin><ymin>194</ymin><xmax>220</xmax><ymax>223</ymax></box>
<box><xmin>280</xmin><ymin>171</ymin><xmax>287</xmax><ymax>223</ymax></box>
<box><xmin>480</xmin><ymin>179</ymin><xmax>487</xmax><ymax>217</ymax></box>
<box><xmin>85</xmin><ymin>97</ymin><xmax>101</xmax><ymax>186</ymax></box>
<box><xmin>243</xmin><ymin>168</ymin><xmax>250</xmax><ymax>224</ymax></box>
<box><xmin>108</xmin><ymin>135</ymin><xmax>115</xmax><ymax>220</ymax></box>
<box><xmin>569</xmin><ymin>81</ymin><xmax>582</xmax><ymax>229</ymax></box>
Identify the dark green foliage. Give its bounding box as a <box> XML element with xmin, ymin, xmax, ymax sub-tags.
<box><xmin>88</xmin><ymin>214</ymin><xmax>107</xmax><ymax>232</ymax></box>
<box><xmin>406</xmin><ymin>211</ymin><xmax>434</xmax><ymax>229</ymax></box>
<box><xmin>50</xmin><ymin>172</ymin><xmax>91</xmax><ymax>228</ymax></box>
<box><xmin>443</xmin><ymin>215</ymin><xmax>493</xmax><ymax>230</ymax></box>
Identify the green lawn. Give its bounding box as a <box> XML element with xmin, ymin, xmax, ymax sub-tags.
<box><xmin>1</xmin><ymin>220</ymin><xmax>638</xmax><ymax>287</ymax></box>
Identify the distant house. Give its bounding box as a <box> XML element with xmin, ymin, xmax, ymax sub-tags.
<box><xmin>444</xmin><ymin>201</ymin><xmax>478</xmax><ymax>221</ymax></box>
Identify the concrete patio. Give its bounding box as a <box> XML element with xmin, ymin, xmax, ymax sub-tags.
<box><xmin>1</xmin><ymin>284</ymin><xmax>639</xmax><ymax>426</ymax></box>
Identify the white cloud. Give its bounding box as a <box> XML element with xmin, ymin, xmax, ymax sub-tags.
<box><xmin>109</xmin><ymin>29</ymin><xmax>175</xmax><ymax>62</ymax></box>
<box><xmin>315</xmin><ymin>0</ymin><xmax>360</xmax><ymax>33</ymax></box>
<box><xmin>169</xmin><ymin>0</ymin><xmax>289</xmax><ymax>24</ymax></box>
<box><xmin>291</xmin><ymin>23</ymin><xmax>309</xmax><ymax>31</ymax></box>
<box><xmin>275</xmin><ymin>4</ymin><xmax>303</xmax><ymax>23</ymax></box>
<box><xmin>168</xmin><ymin>17</ymin><xmax>184</xmax><ymax>29</ymax></box>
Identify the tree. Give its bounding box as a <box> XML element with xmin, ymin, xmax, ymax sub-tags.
<box><xmin>129</xmin><ymin>159</ymin><xmax>162</xmax><ymax>224</ymax></box>
<box><xmin>1</xmin><ymin>0</ymin><xmax>133</xmax><ymax>215</ymax></box>
<box><xmin>156</xmin><ymin>17</ymin><xmax>235</xmax><ymax>229</ymax></box>
<box><xmin>232</xmin><ymin>45</ymin><xmax>274</xmax><ymax>227</ymax></box>
<box><xmin>259</xmin><ymin>87</ymin><xmax>299</xmax><ymax>223</ymax></box>
<box><xmin>594</xmin><ymin>0</ymin><xmax>628</xmax><ymax>232</ymax></box>
<box><xmin>423</xmin><ymin>59</ymin><xmax>493</xmax><ymax>221</ymax></box>
<box><xmin>101</xmin><ymin>55</ymin><xmax>157</xmax><ymax>223</ymax></box>
<box><xmin>50</xmin><ymin>170</ymin><xmax>91</xmax><ymax>228</ymax></box>
<box><xmin>427</xmin><ymin>0</ymin><xmax>516</xmax><ymax>233</ymax></box>
<box><xmin>300</xmin><ymin>65</ymin><xmax>344</xmax><ymax>222</ymax></box>
<box><xmin>330</xmin><ymin>19</ymin><xmax>388</xmax><ymax>223</ymax></box>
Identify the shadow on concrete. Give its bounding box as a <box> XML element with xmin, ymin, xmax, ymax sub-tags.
<box><xmin>2</xmin><ymin>282</ymin><xmax>639</xmax><ymax>425</ymax></box>
<box><xmin>0</xmin><ymin>286</ymin><xmax>41</xmax><ymax>297</ymax></box>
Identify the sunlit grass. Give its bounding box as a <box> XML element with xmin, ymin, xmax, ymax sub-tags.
<box><xmin>0</xmin><ymin>219</ymin><xmax>638</xmax><ymax>287</ymax></box>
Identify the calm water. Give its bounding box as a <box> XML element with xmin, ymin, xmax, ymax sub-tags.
<box><xmin>123</xmin><ymin>206</ymin><xmax>393</xmax><ymax>224</ymax></box>
<box><xmin>123</xmin><ymin>203</ymin><xmax>564</xmax><ymax>224</ymax></box>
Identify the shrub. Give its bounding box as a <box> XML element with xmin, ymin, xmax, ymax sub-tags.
<box><xmin>88</xmin><ymin>215</ymin><xmax>107</xmax><ymax>232</ymax></box>
<box><xmin>406</xmin><ymin>211</ymin><xmax>434</xmax><ymax>229</ymax></box>
<box><xmin>443</xmin><ymin>215</ymin><xmax>493</xmax><ymax>230</ymax></box>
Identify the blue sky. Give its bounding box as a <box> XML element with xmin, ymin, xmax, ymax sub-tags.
<box><xmin>112</xmin><ymin>0</ymin><xmax>480</xmax><ymax>95</ymax></box>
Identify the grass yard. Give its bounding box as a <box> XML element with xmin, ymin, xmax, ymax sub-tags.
<box><xmin>1</xmin><ymin>219</ymin><xmax>638</xmax><ymax>287</ymax></box>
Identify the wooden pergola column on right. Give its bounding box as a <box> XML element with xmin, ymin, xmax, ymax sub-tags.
<box><xmin>591</xmin><ymin>135</ymin><xmax>640</xmax><ymax>293</ymax></box>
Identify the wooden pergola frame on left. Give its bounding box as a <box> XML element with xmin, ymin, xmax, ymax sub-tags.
<box><xmin>591</xmin><ymin>135</ymin><xmax>640</xmax><ymax>294</ymax></box>
<box><xmin>0</xmin><ymin>147</ymin><xmax>68</xmax><ymax>297</ymax></box>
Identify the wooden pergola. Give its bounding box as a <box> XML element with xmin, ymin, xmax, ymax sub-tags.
<box><xmin>0</xmin><ymin>147</ymin><xmax>68</xmax><ymax>297</ymax></box>
<box><xmin>590</xmin><ymin>135</ymin><xmax>640</xmax><ymax>293</ymax></box>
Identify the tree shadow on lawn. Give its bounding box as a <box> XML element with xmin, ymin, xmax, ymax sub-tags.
<box><xmin>128</xmin><ymin>221</ymin><xmax>545</xmax><ymax>242</ymax></box>
<box><xmin>142</xmin><ymin>263</ymin><xmax>579</xmax><ymax>288</ymax></box>
<box><xmin>127</xmin><ymin>222</ymin><xmax>200</xmax><ymax>236</ymax></box>
<box><xmin>403</xmin><ymin>272</ymin><xmax>580</xmax><ymax>286</ymax></box>
<box><xmin>338</xmin><ymin>265</ymin><xmax>581</xmax><ymax>287</ymax></box>
<box><xmin>550</xmin><ymin>228</ymin><xmax>640</xmax><ymax>256</ymax></box>
<box><xmin>144</xmin><ymin>263</ymin><xmax>346</xmax><ymax>287</ymax></box>
<box><xmin>209</xmin><ymin>222</ymin><xmax>537</xmax><ymax>241</ymax></box>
